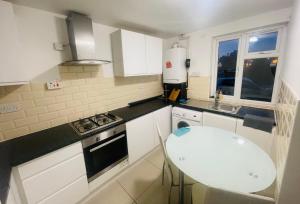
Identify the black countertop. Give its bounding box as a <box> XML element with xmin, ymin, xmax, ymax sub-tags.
<box><xmin>175</xmin><ymin>99</ymin><xmax>275</xmax><ymax>120</ymax></box>
<box><xmin>109</xmin><ymin>99</ymin><xmax>169</xmax><ymax>122</ymax></box>
<box><xmin>0</xmin><ymin>97</ymin><xmax>275</xmax><ymax>203</ymax></box>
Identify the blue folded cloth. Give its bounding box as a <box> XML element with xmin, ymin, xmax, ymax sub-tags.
<box><xmin>174</xmin><ymin>127</ymin><xmax>191</xmax><ymax>137</ymax></box>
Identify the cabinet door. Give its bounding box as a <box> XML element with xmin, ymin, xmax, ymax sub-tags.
<box><xmin>38</xmin><ymin>176</ymin><xmax>88</xmax><ymax>204</ymax></box>
<box><xmin>121</xmin><ymin>30</ymin><xmax>147</xmax><ymax>76</ymax></box>
<box><xmin>126</xmin><ymin>113</ymin><xmax>155</xmax><ymax>164</ymax></box>
<box><xmin>0</xmin><ymin>1</ymin><xmax>27</xmax><ymax>85</ymax></box>
<box><xmin>153</xmin><ymin>106</ymin><xmax>172</xmax><ymax>146</ymax></box>
<box><xmin>236</xmin><ymin>119</ymin><xmax>274</xmax><ymax>157</ymax></box>
<box><xmin>22</xmin><ymin>154</ymin><xmax>86</xmax><ymax>204</ymax></box>
<box><xmin>146</xmin><ymin>36</ymin><xmax>162</xmax><ymax>75</ymax></box>
<box><xmin>203</xmin><ymin>112</ymin><xmax>237</xmax><ymax>132</ymax></box>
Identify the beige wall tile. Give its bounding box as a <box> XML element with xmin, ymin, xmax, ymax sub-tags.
<box><xmin>0</xmin><ymin>121</ymin><xmax>15</xmax><ymax>131</ymax></box>
<box><xmin>0</xmin><ymin>93</ymin><xmax>22</xmax><ymax>103</ymax></box>
<box><xmin>25</xmin><ymin>107</ymin><xmax>48</xmax><ymax>116</ymax></box>
<box><xmin>50</xmin><ymin>117</ymin><xmax>68</xmax><ymax>127</ymax></box>
<box><xmin>0</xmin><ymin>111</ymin><xmax>26</xmax><ymax>122</ymax></box>
<box><xmin>0</xmin><ymin>66</ymin><xmax>163</xmax><ymax>140</ymax></box>
<box><xmin>15</xmin><ymin>116</ymin><xmax>39</xmax><ymax>128</ymax></box>
<box><xmin>21</xmin><ymin>92</ymin><xmax>44</xmax><ymax>100</ymax></box>
<box><xmin>20</xmin><ymin>100</ymin><xmax>35</xmax><ymax>109</ymax></box>
<box><xmin>47</xmin><ymin>103</ymin><xmax>66</xmax><ymax>112</ymax></box>
<box><xmin>38</xmin><ymin>112</ymin><xmax>59</xmax><ymax>122</ymax></box>
<box><xmin>0</xmin><ymin>132</ymin><xmax>4</xmax><ymax>141</ymax></box>
<box><xmin>3</xmin><ymin>127</ymin><xmax>30</xmax><ymax>140</ymax></box>
<box><xmin>55</xmin><ymin>95</ymin><xmax>73</xmax><ymax>103</ymax></box>
<box><xmin>34</xmin><ymin>97</ymin><xmax>56</xmax><ymax>106</ymax></box>
<box><xmin>29</xmin><ymin>121</ymin><xmax>51</xmax><ymax>132</ymax></box>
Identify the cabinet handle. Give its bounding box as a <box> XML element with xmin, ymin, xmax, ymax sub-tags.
<box><xmin>89</xmin><ymin>134</ymin><xmax>126</xmax><ymax>153</ymax></box>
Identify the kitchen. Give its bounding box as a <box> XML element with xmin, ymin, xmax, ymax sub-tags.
<box><xmin>0</xmin><ymin>0</ymin><xmax>300</xmax><ymax>204</ymax></box>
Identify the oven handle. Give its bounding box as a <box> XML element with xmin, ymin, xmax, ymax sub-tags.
<box><xmin>89</xmin><ymin>134</ymin><xmax>126</xmax><ymax>153</ymax></box>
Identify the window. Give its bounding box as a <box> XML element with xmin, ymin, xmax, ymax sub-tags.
<box><xmin>241</xmin><ymin>57</ymin><xmax>278</xmax><ymax>102</ymax></box>
<box><xmin>212</xmin><ymin>27</ymin><xmax>283</xmax><ymax>103</ymax></box>
<box><xmin>216</xmin><ymin>39</ymin><xmax>239</xmax><ymax>96</ymax></box>
<box><xmin>248</xmin><ymin>32</ymin><xmax>278</xmax><ymax>53</ymax></box>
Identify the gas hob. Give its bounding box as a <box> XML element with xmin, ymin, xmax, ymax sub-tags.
<box><xmin>70</xmin><ymin>113</ymin><xmax>123</xmax><ymax>136</ymax></box>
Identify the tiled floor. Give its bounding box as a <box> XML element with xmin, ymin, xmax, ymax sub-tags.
<box><xmin>82</xmin><ymin>147</ymin><xmax>192</xmax><ymax>204</ymax></box>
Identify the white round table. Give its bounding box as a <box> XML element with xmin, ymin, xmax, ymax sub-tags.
<box><xmin>166</xmin><ymin>126</ymin><xmax>276</xmax><ymax>204</ymax></box>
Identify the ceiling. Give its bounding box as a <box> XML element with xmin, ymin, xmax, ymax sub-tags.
<box><xmin>7</xmin><ymin>0</ymin><xmax>294</xmax><ymax>38</ymax></box>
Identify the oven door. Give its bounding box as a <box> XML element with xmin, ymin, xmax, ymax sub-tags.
<box><xmin>83</xmin><ymin>131</ymin><xmax>128</xmax><ymax>182</ymax></box>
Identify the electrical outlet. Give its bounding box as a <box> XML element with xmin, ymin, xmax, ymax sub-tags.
<box><xmin>0</xmin><ymin>103</ymin><xmax>20</xmax><ymax>114</ymax></box>
<box><xmin>47</xmin><ymin>80</ymin><xmax>63</xmax><ymax>90</ymax></box>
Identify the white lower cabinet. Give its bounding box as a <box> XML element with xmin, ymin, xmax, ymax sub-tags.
<box><xmin>203</xmin><ymin>112</ymin><xmax>237</xmax><ymax>132</ymax></box>
<box><xmin>6</xmin><ymin>174</ymin><xmax>21</xmax><ymax>204</ymax></box>
<box><xmin>153</xmin><ymin>105</ymin><xmax>172</xmax><ymax>145</ymax></box>
<box><xmin>236</xmin><ymin>119</ymin><xmax>274</xmax><ymax>157</ymax></box>
<box><xmin>38</xmin><ymin>176</ymin><xmax>88</xmax><ymax>204</ymax></box>
<box><xmin>126</xmin><ymin>112</ymin><xmax>156</xmax><ymax>164</ymax></box>
<box><xmin>13</xmin><ymin>142</ymin><xmax>89</xmax><ymax>204</ymax></box>
<box><xmin>126</xmin><ymin>106</ymin><xmax>171</xmax><ymax>164</ymax></box>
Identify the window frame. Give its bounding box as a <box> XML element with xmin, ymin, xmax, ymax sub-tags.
<box><xmin>210</xmin><ymin>25</ymin><xmax>286</xmax><ymax>105</ymax></box>
<box><xmin>211</xmin><ymin>34</ymin><xmax>243</xmax><ymax>101</ymax></box>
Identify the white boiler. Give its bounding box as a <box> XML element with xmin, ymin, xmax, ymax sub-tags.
<box><xmin>163</xmin><ymin>47</ymin><xmax>187</xmax><ymax>84</ymax></box>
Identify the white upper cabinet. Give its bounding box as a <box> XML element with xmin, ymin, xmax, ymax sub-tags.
<box><xmin>111</xmin><ymin>29</ymin><xmax>162</xmax><ymax>76</ymax></box>
<box><xmin>0</xmin><ymin>1</ymin><xmax>28</xmax><ymax>86</ymax></box>
<box><xmin>146</xmin><ymin>35</ymin><xmax>162</xmax><ymax>75</ymax></box>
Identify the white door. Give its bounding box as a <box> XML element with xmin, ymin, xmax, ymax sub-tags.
<box><xmin>126</xmin><ymin>113</ymin><xmax>155</xmax><ymax>164</ymax></box>
<box><xmin>121</xmin><ymin>30</ymin><xmax>147</xmax><ymax>76</ymax></box>
<box><xmin>146</xmin><ymin>36</ymin><xmax>162</xmax><ymax>75</ymax></box>
<box><xmin>203</xmin><ymin>112</ymin><xmax>237</xmax><ymax>132</ymax></box>
<box><xmin>153</xmin><ymin>106</ymin><xmax>172</xmax><ymax>145</ymax></box>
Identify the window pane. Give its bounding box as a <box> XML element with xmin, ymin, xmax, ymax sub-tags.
<box><xmin>248</xmin><ymin>32</ymin><xmax>278</xmax><ymax>53</ymax></box>
<box><xmin>216</xmin><ymin>39</ymin><xmax>239</xmax><ymax>96</ymax></box>
<box><xmin>241</xmin><ymin>57</ymin><xmax>278</xmax><ymax>102</ymax></box>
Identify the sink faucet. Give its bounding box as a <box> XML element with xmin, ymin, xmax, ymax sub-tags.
<box><xmin>214</xmin><ymin>89</ymin><xmax>223</xmax><ymax>108</ymax></box>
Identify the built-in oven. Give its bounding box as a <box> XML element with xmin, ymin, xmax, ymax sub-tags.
<box><xmin>81</xmin><ymin>124</ymin><xmax>128</xmax><ymax>182</ymax></box>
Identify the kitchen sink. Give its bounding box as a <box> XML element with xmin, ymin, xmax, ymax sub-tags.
<box><xmin>210</xmin><ymin>104</ymin><xmax>241</xmax><ymax>114</ymax></box>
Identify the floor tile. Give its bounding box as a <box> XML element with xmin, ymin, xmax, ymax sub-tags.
<box><xmin>117</xmin><ymin>160</ymin><xmax>161</xmax><ymax>200</ymax></box>
<box><xmin>83</xmin><ymin>181</ymin><xmax>133</xmax><ymax>204</ymax></box>
<box><xmin>145</xmin><ymin>147</ymin><xmax>165</xmax><ymax>170</ymax></box>
<box><xmin>136</xmin><ymin>175</ymin><xmax>169</xmax><ymax>204</ymax></box>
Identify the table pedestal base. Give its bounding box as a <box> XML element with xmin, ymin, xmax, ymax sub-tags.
<box><xmin>179</xmin><ymin>170</ymin><xmax>184</xmax><ymax>204</ymax></box>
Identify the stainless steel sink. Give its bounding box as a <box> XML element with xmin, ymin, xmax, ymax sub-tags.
<box><xmin>210</xmin><ymin>104</ymin><xmax>241</xmax><ymax>114</ymax></box>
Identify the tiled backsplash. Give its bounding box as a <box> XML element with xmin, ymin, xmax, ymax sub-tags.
<box><xmin>0</xmin><ymin>66</ymin><xmax>162</xmax><ymax>141</ymax></box>
<box><xmin>275</xmin><ymin>80</ymin><xmax>299</xmax><ymax>194</ymax></box>
<box><xmin>188</xmin><ymin>76</ymin><xmax>210</xmax><ymax>100</ymax></box>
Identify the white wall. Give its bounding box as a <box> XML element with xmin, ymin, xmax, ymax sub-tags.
<box><xmin>13</xmin><ymin>5</ymin><xmax>118</xmax><ymax>82</ymax></box>
<box><xmin>282</xmin><ymin>0</ymin><xmax>300</xmax><ymax>99</ymax></box>
<box><xmin>163</xmin><ymin>8</ymin><xmax>291</xmax><ymax>77</ymax></box>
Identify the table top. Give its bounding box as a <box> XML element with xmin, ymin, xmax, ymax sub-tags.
<box><xmin>166</xmin><ymin>126</ymin><xmax>276</xmax><ymax>193</ymax></box>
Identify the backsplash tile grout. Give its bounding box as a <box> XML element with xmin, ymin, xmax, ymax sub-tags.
<box><xmin>274</xmin><ymin>79</ymin><xmax>299</xmax><ymax>197</ymax></box>
<box><xmin>0</xmin><ymin>65</ymin><xmax>163</xmax><ymax>141</ymax></box>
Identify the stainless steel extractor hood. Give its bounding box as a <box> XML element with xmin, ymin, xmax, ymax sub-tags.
<box><xmin>62</xmin><ymin>12</ymin><xmax>111</xmax><ymax>66</ymax></box>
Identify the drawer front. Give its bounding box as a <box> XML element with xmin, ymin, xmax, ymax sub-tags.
<box><xmin>38</xmin><ymin>176</ymin><xmax>89</xmax><ymax>204</ymax></box>
<box><xmin>18</xmin><ymin>142</ymin><xmax>83</xmax><ymax>180</ymax></box>
<box><xmin>23</xmin><ymin>153</ymin><xmax>86</xmax><ymax>204</ymax></box>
